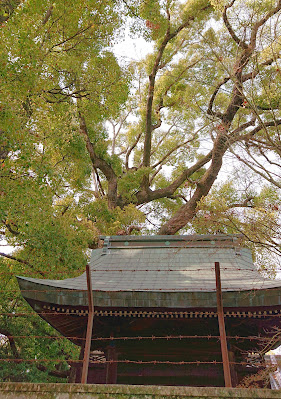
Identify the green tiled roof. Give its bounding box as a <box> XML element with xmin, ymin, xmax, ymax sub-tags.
<box><xmin>17</xmin><ymin>234</ymin><xmax>281</xmax><ymax>309</ymax></box>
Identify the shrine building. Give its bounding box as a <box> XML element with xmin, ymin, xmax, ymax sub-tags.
<box><xmin>17</xmin><ymin>234</ymin><xmax>281</xmax><ymax>386</ymax></box>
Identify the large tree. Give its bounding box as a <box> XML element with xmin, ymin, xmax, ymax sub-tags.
<box><xmin>1</xmin><ymin>0</ymin><xmax>281</xmax><ymax>381</ymax></box>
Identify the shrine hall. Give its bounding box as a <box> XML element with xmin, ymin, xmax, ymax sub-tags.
<box><xmin>17</xmin><ymin>234</ymin><xmax>281</xmax><ymax>386</ymax></box>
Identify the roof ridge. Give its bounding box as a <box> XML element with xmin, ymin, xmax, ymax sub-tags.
<box><xmin>99</xmin><ymin>234</ymin><xmax>243</xmax><ymax>243</ymax></box>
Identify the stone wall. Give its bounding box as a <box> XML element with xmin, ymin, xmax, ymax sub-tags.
<box><xmin>0</xmin><ymin>383</ymin><xmax>280</xmax><ymax>399</ymax></box>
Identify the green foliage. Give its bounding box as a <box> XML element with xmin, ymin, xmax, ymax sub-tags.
<box><xmin>182</xmin><ymin>0</ymin><xmax>210</xmax><ymax>19</ymax></box>
<box><xmin>0</xmin><ymin>0</ymin><xmax>130</xmax><ymax>382</ymax></box>
<box><xmin>83</xmin><ymin>199</ymin><xmax>145</xmax><ymax>235</ymax></box>
<box><xmin>139</xmin><ymin>0</ymin><xmax>168</xmax><ymax>40</ymax></box>
<box><xmin>0</xmin><ymin>257</ymin><xmax>79</xmax><ymax>382</ymax></box>
<box><xmin>190</xmin><ymin>181</ymin><xmax>281</xmax><ymax>275</ymax></box>
<box><xmin>118</xmin><ymin>168</ymin><xmax>152</xmax><ymax>201</ymax></box>
<box><xmin>209</xmin><ymin>0</ymin><xmax>226</xmax><ymax>12</ymax></box>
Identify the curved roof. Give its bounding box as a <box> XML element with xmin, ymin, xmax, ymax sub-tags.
<box><xmin>17</xmin><ymin>234</ymin><xmax>281</xmax><ymax>309</ymax></box>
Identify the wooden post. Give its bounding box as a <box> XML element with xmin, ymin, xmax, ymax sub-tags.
<box><xmin>81</xmin><ymin>264</ymin><xmax>94</xmax><ymax>384</ymax></box>
<box><xmin>106</xmin><ymin>343</ymin><xmax>118</xmax><ymax>384</ymax></box>
<box><xmin>69</xmin><ymin>333</ymin><xmax>86</xmax><ymax>383</ymax></box>
<box><xmin>228</xmin><ymin>349</ymin><xmax>238</xmax><ymax>387</ymax></box>
<box><xmin>215</xmin><ymin>261</ymin><xmax>232</xmax><ymax>388</ymax></box>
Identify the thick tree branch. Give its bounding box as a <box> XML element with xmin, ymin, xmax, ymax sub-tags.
<box><xmin>143</xmin><ymin>36</ymin><xmax>172</xmax><ymax>170</ymax></box>
<box><xmin>136</xmin><ymin>150</ymin><xmax>212</xmax><ymax>204</ymax></box>
<box><xmin>160</xmin><ymin>48</ymin><xmax>281</xmax><ymax>234</ymax></box>
<box><xmin>78</xmin><ymin>113</ymin><xmax>118</xmax><ymax>208</ymax></box>
<box><xmin>36</xmin><ymin>363</ymin><xmax>70</xmax><ymax>378</ymax></box>
<box><xmin>220</xmin><ymin>8</ymin><xmax>269</xmax><ymax>124</ymax></box>
<box><xmin>42</xmin><ymin>5</ymin><xmax>53</xmax><ymax>25</ymax></box>
<box><xmin>250</xmin><ymin>0</ymin><xmax>281</xmax><ymax>49</ymax></box>
<box><xmin>158</xmin><ymin>133</ymin><xmax>228</xmax><ymax>234</ymax></box>
<box><xmin>142</xmin><ymin>2</ymin><xmax>211</xmax><ymax>187</ymax></box>
<box><xmin>207</xmin><ymin>76</ymin><xmax>230</xmax><ymax>117</ymax></box>
<box><xmin>125</xmin><ymin>131</ymin><xmax>143</xmax><ymax>170</ymax></box>
<box><xmin>223</xmin><ymin>1</ymin><xmax>248</xmax><ymax>49</ymax></box>
<box><xmin>167</xmin><ymin>194</ymin><xmax>188</xmax><ymax>203</ymax></box>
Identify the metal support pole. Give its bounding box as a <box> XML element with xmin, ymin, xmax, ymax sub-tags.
<box><xmin>215</xmin><ymin>261</ymin><xmax>232</xmax><ymax>388</ymax></box>
<box><xmin>81</xmin><ymin>264</ymin><xmax>94</xmax><ymax>384</ymax></box>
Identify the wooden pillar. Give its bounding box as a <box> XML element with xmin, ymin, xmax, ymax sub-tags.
<box><xmin>106</xmin><ymin>343</ymin><xmax>118</xmax><ymax>384</ymax></box>
<box><xmin>68</xmin><ymin>329</ymin><xmax>86</xmax><ymax>383</ymax></box>
<box><xmin>229</xmin><ymin>349</ymin><xmax>238</xmax><ymax>387</ymax></box>
<box><xmin>215</xmin><ymin>261</ymin><xmax>232</xmax><ymax>388</ymax></box>
<box><xmin>72</xmin><ymin>338</ymin><xmax>86</xmax><ymax>383</ymax></box>
<box><xmin>81</xmin><ymin>264</ymin><xmax>94</xmax><ymax>384</ymax></box>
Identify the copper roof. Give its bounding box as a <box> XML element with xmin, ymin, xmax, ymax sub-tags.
<box><xmin>17</xmin><ymin>235</ymin><xmax>281</xmax><ymax>309</ymax></box>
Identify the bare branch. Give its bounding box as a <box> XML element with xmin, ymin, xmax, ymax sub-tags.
<box><xmin>242</xmin><ymin>58</ymin><xmax>274</xmax><ymax>82</ymax></box>
<box><xmin>110</xmin><ymin>108</ymin><xmax>132</xmax><ymax>155</ymax></box>
<box><xmin>233</xmin><ymin>119</ymin><xmax>281</xmax><ymax>142</ymax></box>
<box><xmin>228</xmin><ymin>196</ymin><xmax>254</xmax><ymax>208</ymax></box>
<box><xmin>150</xmin><ymin>124</ymin><xmax>176</xmax><ymax>158</ymax></box>
<box><xmin>149</xmin><ymin>164</ymin><xmax>163</xmax><ymax>183</ymax></box>
<box><xmin>0</xmin><ymin>328</ymin><xmax>70</xmax><ymax>378</ymax></box>
<box><xmin>167</xmin><ymin>194</ymin><xmax>188</xmax><ymax>203</ymax></box>
<box><xmin>50</xmin><ymin>25</ymin><xmax>93</xmax><ymax>51</ymax></box>
<box><xmin>151</xmin><ymin>134</ymin><xmax>199</xmax><ymax>170</ymax></box>
<box><xmin>230</xmin><ymin>148</ymin><xmax>281</xmax><ymax>189</ymax></box>
<box><xmin>2</xmin><ymin>220</ymin><xmax>20</xmax><ymax>236</ymax></box>
<box><xmin>230</xmin><ymin>116</ymin><xmax>257</xmax><ymax>138</ymax></box>
<box><xmin>0</xmin><ymin>252</ymin><xmax>45</xmax><ymax>277</ymax></box>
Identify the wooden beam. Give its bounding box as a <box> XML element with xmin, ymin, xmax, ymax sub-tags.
<box><xmin>81</xmin><ymin>264</ymin><xmax>94</xmax><ymax>384</ymax></box>
<box><xmin>215</xmin><ymin>261</ymin><xmax>232</xmax><ymax>388</ymax></box>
